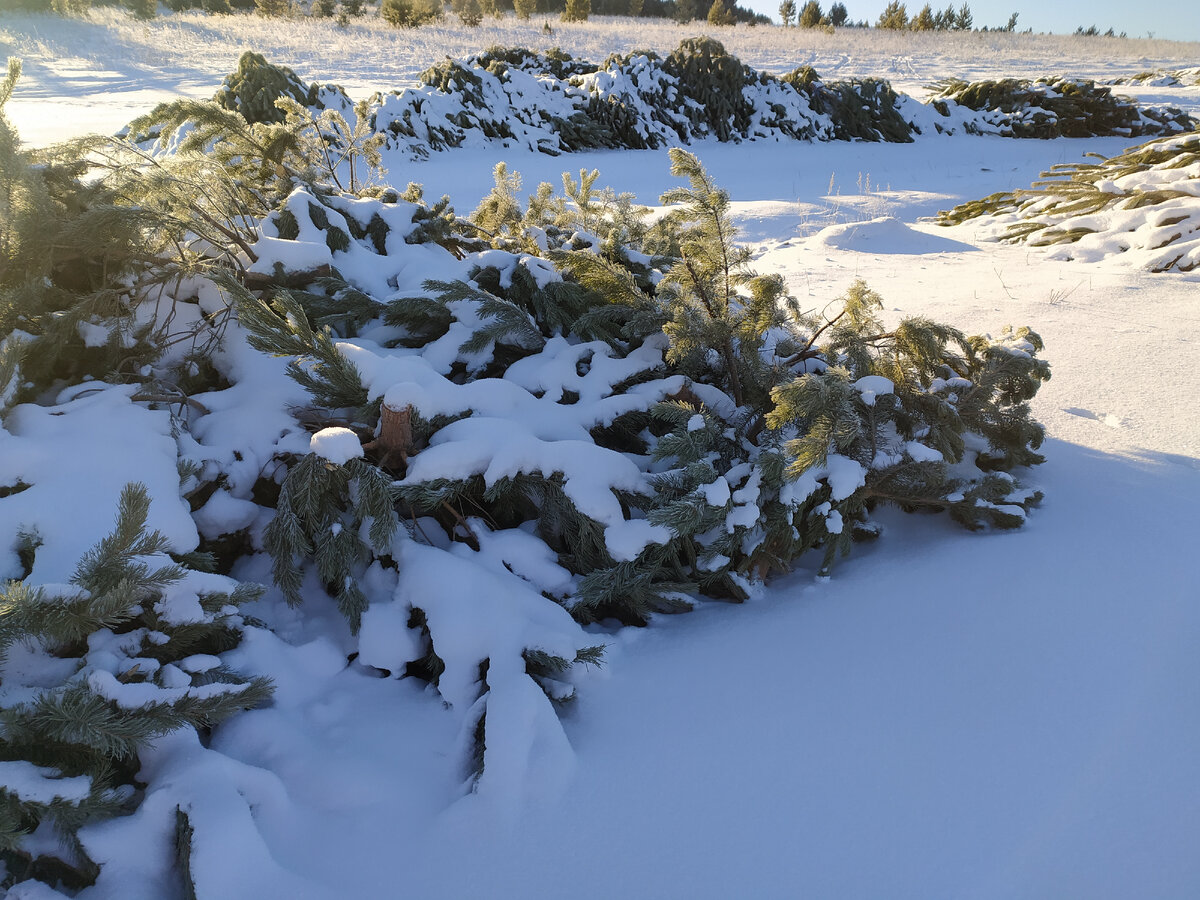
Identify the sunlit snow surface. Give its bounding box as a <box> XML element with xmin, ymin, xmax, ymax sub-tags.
<box><xmin>2</xmin><ymin>10</ymin><xmax>1199</xmax><ymax>899</ymax></box>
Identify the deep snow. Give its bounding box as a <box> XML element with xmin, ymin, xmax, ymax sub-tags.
<box><xmin>2</xmin><ymin>10</ymin><xmax>1199</xmax><ymax>899</ymax></box>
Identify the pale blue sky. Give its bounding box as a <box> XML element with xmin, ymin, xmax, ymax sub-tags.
<box><xmin>743</xmin><ymin>1</ymin><xmax>1200</xmax><ymax>43</ymax></box>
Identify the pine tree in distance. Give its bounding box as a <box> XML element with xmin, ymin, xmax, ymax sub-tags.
<box><xmin>799</xmin><ymin>0</ymin><xmax>823</xmax><ymax>28</ymax></box>
<box><xmin>707</xmin><ymin>0</ymin><xmax>735</xmax><ymax>25</ymax></box>
<box><xmin>562</xmin><ymin>0</ymin><xmax>590</xmax><ymax>22</ymax></box>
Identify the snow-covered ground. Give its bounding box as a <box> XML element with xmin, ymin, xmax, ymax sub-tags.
<box><xmin>2</xmin><ymin>9</ymin><xmax>1199</xmax><ymax>899</ymax></box>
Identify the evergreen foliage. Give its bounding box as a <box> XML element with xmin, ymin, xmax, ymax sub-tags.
<box><xmin>0</xmin><ymin>485</ymin><xmax>271</xmax><ymax>892</ymax></box>
<box><xmin>214</xmin><ymin>52</ymin><xmax>313</xmax><ymax>126</ymax></box>
<box><xmin>50</xmin><ymin>0</ymin><xmax>92</xmax><ymax>15</ymax></box>
<box><xmin>0</xmin><ymin>62</ymin><xmax>184</xmax><ymax>400</ymax></box>
<box><xmin>381</xmin><ymin>0</ymin><xmax>442</xmax><ymax>26</ymax></box>
<box><xmin>788</xmin><ymin>70</ymin><xmax>913</xmax><ymax>142</ymax></box>
<box><xmin>910</xmin><ymin>3</ymin><xmax>934</xmax><ymax>30</ymax></box>
<box><xmin>125</xmin><ymin>0</ymin><xmax>157</xmax><ymax>18</ymax></box>
<box><xmin>452</xmin><ymin>0</ymin><xmax>483</xmax><ymax>25</ymax></box>
<box><xmin>937</xmin><ymin>132</ymin><xmax>1200</xmax><ymax>272</ymax></box>
<box><xmin>663</xmin><ymin>38</ymin><xmax>754</xmax><ymax>143</ymax></box>
<box><xmin>0</xmin><ymin>50</ymin><xmax>1063</xmax><ymax>890</ymax></box>
<box><xmin>656</xmin><ymin>148</ymin><xmax>789</xmax><ymax>409</ymax></box>
<box><xmin>254</xmin><ymin>0</ymin><xmax>291</xmax><ymax>17</ymax></box>
<box><xmin>706</xmin><ymin>0</ymin><xmax>733</xmax><ymax>25</ymax></box>
<box><xmin>798</xmin><ymin>0</ymin><xmax>822</xmax><ymax>27</ymax></box>
<box><xmin>242</xmin><ymin>146</ymin><xmax>1049</xmax><ymax>626</ymax></box>
<box><xmin>562</xmin><ymin>0</ymin><xmax>590</xmax><ymax>21</ymax></box>
<box><xmin>263</xmin><ymin>449</ymin><xmax>398</xmax><ymax>631</ymax></box>
<box><xmin>673</xmin><ymin>0</ymin><xmax>697</xmax><ymax>21</ymax></box>
<box><xmin>877</xmin><ymin>1</ymin><xmax>908</xmax><ymax>29</ymax></box>
<box><xmin>777</xmin><ymin>0</ymin><xmax>795</xmax><ymax>26</ymax></box>
<box><xmin>954</xmin><ymin>1</ymin><xmax>972</xmax><ymax>30</ymax></box>
<box><xmin>930</xmin><ymin>76</ymin><xmax>1195</xmax><ymax>139</ymax></box>
<box><xmin>131</xmin><ymin>46</ymin><xmax>1190</xmax><ymax>165</ymax></box>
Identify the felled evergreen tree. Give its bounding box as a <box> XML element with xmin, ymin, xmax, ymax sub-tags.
<box><xmin>636</xmin><ymin>155</ymin><xmax>1048</xmax><ymax>584</ymax></box>
<box><xmin>0</xmin><ymin>485</ymin><xmax>271</xmax><ymax>891</ymax></box>
<box><xmin>663</xmin><ymin>38</ymin><xmax>754</xmax><ymax>142</ymax></box>
<box><xmin>212</xmin><ymin>52</ymin><xmax>312</xmax><ymax>125</ymax></box>
<box><xmin>242</xmin><ymin>142</ymin><xmax>1050</xmax><ymax>629</ymax></box>
<box><xmin>765</xmin><ymin>280</ymin><xmax>1049</xmax><ymax>571</ymax></box>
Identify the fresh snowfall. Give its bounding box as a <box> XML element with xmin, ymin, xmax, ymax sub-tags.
<box><xmin>0</xmin><ymin>9</ymin><xmax>1198</xmax><ymax>900</ymax></box>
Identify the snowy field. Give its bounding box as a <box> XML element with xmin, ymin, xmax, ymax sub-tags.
<box><xmin>2</xmin><ymin>9</ymin><xmax>1199</xmax><ymax>899</ymax></box>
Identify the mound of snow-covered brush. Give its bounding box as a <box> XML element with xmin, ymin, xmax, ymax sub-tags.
<box><xmin>134</xmin><ymin>46</ymin><xmax>1197</xmax><ymax>163</ymax></box>
<box><xmin>362</xmin><ymin>49</ymin><xmax>1196</xmax><ymax>149</ymax></box>
<box><xmin>938</xmin><ymin>132</ymin><xmax>1200</xmax><ymax>272</ymax></box>
<box><xmin>926</xmin><ymin>76</ymin><xmax>1194</xmax><ymax>139</ymax></box>
<box><xmin>1107</xmin><ymin>68</ymin><xmax>1200</xmax><ymax>87</ymax></box>
<box><xmin>2</xmin><ymin>55</ymin><xmax>1051</xmax><ymax>895</ymax></box>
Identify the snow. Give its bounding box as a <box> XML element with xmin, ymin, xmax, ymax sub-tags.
<box><xmin>308</xmin><ymin>427</ymin><xmax>363</xmax><ymax>466</ymax></box>
<box><xmin>812</xmin><ymin>214</ymin><xmax>980</xmax><ymax>254</ymax></box>
<box><xmin>0</xmin><ymin>383</ymin><xmax>198</xmax><ymax>583</ymax></box>
<box><xmin>3</xmin><ymin>881</ymin><xmax>73</xmax><ymax>900</ymax></box>
<box><xmin>1</xmin><ymin>11</ymin><xmax>1199</xmax><ymax>900</ymax></box>
<box><xmin>0</xmin><ymin>761</ymin><xmax>92</xmax><ymax>805</ymax></box>
<box><xmin>368</xmin><ymin>541</ymin><xmax>588</xmax><ymax>810</ymax></box>
<box><xmin>853</xmin><ymin>373</ymin><xmax>894</xmax><ymax>406</ymax></box>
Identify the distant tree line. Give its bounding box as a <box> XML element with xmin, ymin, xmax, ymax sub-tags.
<box><xmin>0</xmin><ymin>0</ymin><xmax>1132</xmax><ymax>35</ymax></box>
<box><xmin>777</xmin><ymin>2</ymin><xmax>1024</xmax><ymax>32</ymax></box>
<box><xmin>1075</xmin><ymin>24</ymin><xmax>1125</xmax><ymax>38</ymax></box>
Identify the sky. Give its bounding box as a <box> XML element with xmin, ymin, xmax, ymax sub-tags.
<box><xmin>740</xmin><ymin>0</ymin><xmax>1200</xmax><ymax>43</ymax></box>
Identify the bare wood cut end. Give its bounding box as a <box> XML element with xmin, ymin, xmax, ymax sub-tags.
<box><xmin>364</xmin><ymin>402</ymin><xmax>413</xmax><ymax>472</ymax></box>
